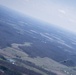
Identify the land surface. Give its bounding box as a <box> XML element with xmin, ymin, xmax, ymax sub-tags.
<box><xmin>0</xmin><ymin>5</ymin><xmax>76</xmax><ymax>75</ymax></box>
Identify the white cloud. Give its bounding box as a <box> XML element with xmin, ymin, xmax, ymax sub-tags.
<box><xmin>58</xmin><ymin>9</ymin><xmax>66</xmax><ymax>15</ymax></box>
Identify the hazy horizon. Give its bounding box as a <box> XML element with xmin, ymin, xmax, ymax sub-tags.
<box><xmin>0</xmin><ymin>0</ymin><xmax>76</xmax><ymax>33</ymax></box>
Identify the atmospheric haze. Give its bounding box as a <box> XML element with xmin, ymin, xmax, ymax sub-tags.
<box><xmin>0</xmin><ymin>0</ymin><xmax>76</xmax><ymax>33</ymax></box>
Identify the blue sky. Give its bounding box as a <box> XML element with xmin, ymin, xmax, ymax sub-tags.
<box><xmin>0</xmin><ymin>0</ymin><xmax>76</xmax><ymax>33</ymax></box>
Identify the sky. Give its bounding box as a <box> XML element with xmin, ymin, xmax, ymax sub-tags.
<box><xmin>0</xmin><ymin>0</ymin><xmax>76</xmax><ymax>33</ymax></box>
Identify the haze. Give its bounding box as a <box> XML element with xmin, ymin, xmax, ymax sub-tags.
<box><xmin>0</xmin><ymin>0</ymin><xmax>76</xmax><ymax>33</ymax></box>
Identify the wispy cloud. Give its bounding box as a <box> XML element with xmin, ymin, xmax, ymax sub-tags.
<box><xmin>58</xmin><ymin>9</ymin><xmax>66</xmax><ymax>15</ymax></box>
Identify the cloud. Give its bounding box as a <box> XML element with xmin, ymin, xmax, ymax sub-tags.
<box><xmin>58</xmin><ymin>9</ymin><xmax>66</xmax><ymax>15</ymax></box>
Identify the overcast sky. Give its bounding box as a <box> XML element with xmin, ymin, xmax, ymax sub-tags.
<box><xmin>0</xmin><ymin>0</ymin><xmax>76</xmax><ymax>33</ymax></box>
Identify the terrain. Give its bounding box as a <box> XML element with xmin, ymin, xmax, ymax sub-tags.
<box><xmin>0</xmin><ymin>5</ymin><xmax>76</xmax><ymax>75</ymax></box>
